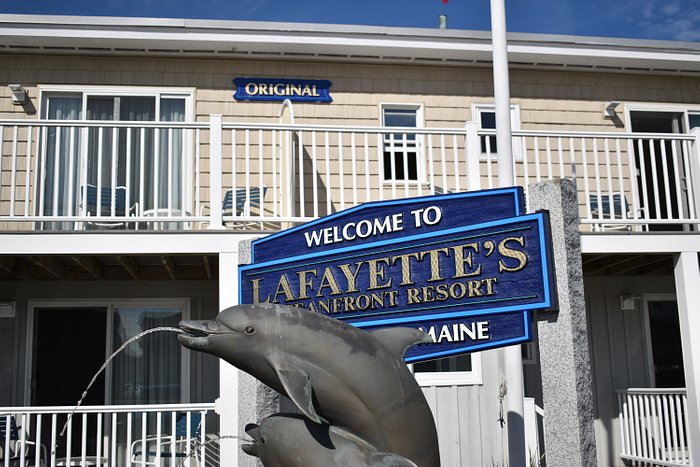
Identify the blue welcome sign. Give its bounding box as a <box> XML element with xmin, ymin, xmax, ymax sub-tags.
<box><xmin>233</xmin><ymin>77</ymin><xmax>332</xmax><ymax>103</ymax></box>
<box><xmin>250</xmin><ymin>188</ymin><xmax>524</xmax><ymax>263</ymax></box>
<box><xmin>239</xmin><ymin>188</ymin><xmax>556</xmax><ymax>362</ymax></box>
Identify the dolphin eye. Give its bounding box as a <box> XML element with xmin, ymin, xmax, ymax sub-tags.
<box><xmin>244</xmin><ymin>326</ymin><xmax>255</xmax><ymax>335</ymax></box>
<box><xmin>260</xmin><ymin>436</ymin><xmax>266</xmax><ymax>445</ymax></box>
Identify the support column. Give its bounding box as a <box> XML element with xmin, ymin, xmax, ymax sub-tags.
<box><xmin>217</xmin><ymin>251</ymin><xmax>240</xmax><ymax>466</ymax></box>
<box><xmin>529</xmin><ymin>179</ymin><xmax>597</xmax><ymax>466</ymax></box>
<box><xmin>673</xmin><ymin>251</ymin><xmax>700</xmax><ymax>462</ymax></box>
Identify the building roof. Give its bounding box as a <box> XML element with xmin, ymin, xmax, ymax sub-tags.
<box><xmin>1</xmin><ymin>14</ymin><xmax>699</xmax><ymax>75</ymax></box>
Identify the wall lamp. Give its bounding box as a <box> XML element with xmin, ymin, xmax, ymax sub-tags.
<box><xmin>603</xmin><ymin>101</ymin><xmax>621</xmax><ymax>119</ymax></box>
<box><xmin>9</xmin><ymin>84</ymin><xmax>27</xmax><ymax>105</ymax></box>
<box><xmin>619</xmin><ymin>294</ymin><xmax>640</xmax><ymax>311</ymax></box>
<box><xmin>0</xmin><ymin>301</ymin><xmax>15</xmax><ymax>318</ymax></box>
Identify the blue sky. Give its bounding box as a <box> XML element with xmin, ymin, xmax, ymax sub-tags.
<box><xmin>1</xmin><ymin>0</ymin><xmax>698</xmax><ymax>42</ymax></box>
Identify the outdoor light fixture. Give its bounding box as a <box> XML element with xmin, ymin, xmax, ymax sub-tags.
<box><xmin>619</xmin><ymin>294</ymin><xmax>640</xmax><ymax>311</ymax></box>
<box><xmin>9</xmin><ymin>84</ymin><xmax>27</xmax><ymax>105</ymax></box>
<box><xmin>0</xmin><ymin>301</ymin><xmax>15</xmax><ymax>318</ymax></box>
<box><xmin>603</xmin><ymin>101</ymin><xmax>621</xmax><ymax>119</ymax></box>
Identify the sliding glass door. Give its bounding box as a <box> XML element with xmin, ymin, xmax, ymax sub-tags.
<box><xmin>111</xmin><ymin>305</ymin><xmax>183</xmax><ymax>404</ymax></box>
<box><xmin>39</xmin><ymin>89</ymin><xmax>191</xmax><ymax>229</ymax></box>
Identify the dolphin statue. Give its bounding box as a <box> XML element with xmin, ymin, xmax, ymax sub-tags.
<box><xmin>178</xmin><ymin>303</ymin><xmax>440</xmax><ymax>467</ymax></box>
<box><xmin>242</xmin><ymin>413</ymin><xmax>418</xmax><ymax>467</ymax></box>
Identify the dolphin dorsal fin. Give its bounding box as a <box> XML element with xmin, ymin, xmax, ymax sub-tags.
<box><xmin>277</xmin><ymin>368</ymin><xmax>324</xmax><ymax>424</ymax></box>
<box><xmin>328</xmin><ymin>425</ymin><xmax>377</xmax><ymax>451</ymax></box>
<box><xmin>369</xmin><ymin>327</ymin><xmax>432</xmax><ymax>358</ymax></box>
<box><xmin>370</xmin><ymin>452</ymin><xmax>418</xmax><ymax>467</ymax></box>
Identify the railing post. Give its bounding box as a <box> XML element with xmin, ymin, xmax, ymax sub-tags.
<box><xmin>689</xmin><ymin>128</ymin><xmax>700</xmax><ymax>223</ymax></box>
<box><xmin>208</xmin><ymin>115</ymin><xmax>224</xmax><ymax>230</ymax></box>
<box><xmin>465</xmin><ymin>121</ymin><xmax>482</xmax><ymax>191</ymax></box>
<box><xmin>674</xmin><ymin>251</ymin><xmax>700</xmax><ymax>465</ymax></box>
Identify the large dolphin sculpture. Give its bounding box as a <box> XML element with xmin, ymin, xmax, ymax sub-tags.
<box><xmin>178</xmin><ymin>303</ymin><xmax>440</xmax><ymax>467</ymax></box>
<box><xmin>243</xmin><ymin>413</ymin><xmax>418</xmax><ymax>467</ymax></box>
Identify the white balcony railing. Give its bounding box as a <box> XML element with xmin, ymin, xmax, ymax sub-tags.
<box><xmin>0</xmin><ymin>403</ymin><xmax>217</xmax><ymax>467</ymax></box>
<box><xmin>511</xmin><ymin>130</ymin><xmax>699</xmax><ymax>232</ymax></box>
<box><xmin>616</xmin><ymin>388</ymin><xmax>691</xmax><ymax>466</ymax></box>
<box><xmin>0</xmin><ymin>117</ymin><xmax>698</xmax><ymax>232</ymax></box>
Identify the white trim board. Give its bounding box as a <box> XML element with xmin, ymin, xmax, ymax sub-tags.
<box><xmin>0</xmin><ymin>232</ymin><xmax>258</xmax><ymax>255</ymax></box>
<box><xmin>580</xmin><ymin>233</ymin><xmax>700</xmax><ymax>254</ymax></box>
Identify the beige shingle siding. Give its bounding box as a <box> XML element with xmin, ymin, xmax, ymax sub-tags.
<box><xmin>3</xmin><ymin>53</ymin><xmax>700</xmax><ymax>126</ymax></box>
<box><xmin>1</xmin><ymin>52</ymin><xmax>699</xmax><ymax>227</ymax></box>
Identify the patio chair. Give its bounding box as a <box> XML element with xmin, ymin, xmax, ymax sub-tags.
<box><xmin>589</xmin><ymin>192</ymin><xmax>643</xmax><ymax>231</ymax></box>
<box><xmin>1</xmin><ymin>416</ymin><xmax>47</xmax><ymax>467</ymax></box>
<box><xmin>130</xmin><ymin>412</ymin><xmax>202</xmax><ymax>467</ymax></box>
<box><xmin>222</xmin><ymin>186</ymin><xmax>267</xmax><ymax>218</ymax></box>
<box><xmin>201</xmin><ymin>186</ymin><xmax>267</xmax><ymax>229</ymax></box>
<box><xmin>79</xmin><ymin>184</ymin><xmax>139</xmax><ymax>229</ymax></box>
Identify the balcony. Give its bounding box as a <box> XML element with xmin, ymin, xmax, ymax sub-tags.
<box><xmin>0</xmin><ymin>117</ymin><xmax>698</xmax><ymax>233</ymax></box>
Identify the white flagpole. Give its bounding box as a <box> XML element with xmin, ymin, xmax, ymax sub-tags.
<box><xmin>490</xmin><ymin>0</ymin><xmax>526</xmax><ymax>465</ymax></box>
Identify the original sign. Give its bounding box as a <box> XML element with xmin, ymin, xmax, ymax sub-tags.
<box><xmin>239</xmin><ymin>188</ymin><xmax>555</xmax><ymax>362</ymax></box>
<box><xmin>233</xmin><ymin>77</ymin><xmax>332</xmax><ymax>103</ymax></box>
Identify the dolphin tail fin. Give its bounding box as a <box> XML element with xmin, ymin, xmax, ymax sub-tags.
<box><xmin>368</xmin><ymin>327</ymin><xmax>433</xmax><ymax>359</ymax></box>
<box><xmin>277</xmin><ymin>368</ymin><xmax>325</xmax><ymax>424</ymax></box>
<box><xmin>370</xmin><ymin>452</ymin><xmax>419</xmax><ymax>467</ymax></box>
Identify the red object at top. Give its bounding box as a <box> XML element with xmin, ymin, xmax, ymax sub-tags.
<box><xmin>442</xmin><ymin>0</ymin><xmax>448</xmax><ymax>4</ymax></box>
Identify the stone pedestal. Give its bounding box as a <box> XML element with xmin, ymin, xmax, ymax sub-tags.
<box><xmin>237</xmin><ymin>238</ymin><xmax>282</xmax><ymax>467</ymax></box>
<box><xmin>529</xmin><ymin>179</ymin><xmax>597</xmax><ymax>467</ymax></box>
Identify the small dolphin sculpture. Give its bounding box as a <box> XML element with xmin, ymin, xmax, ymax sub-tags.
<box><xmin>178</xmin><ymin>303</ymin><xmax>440</xmax><ymax>467</ymax></box>
<box><xmin>243</xmin><ymin>413</ymin><xmax>418</xmax><ymax>467</ymax></box>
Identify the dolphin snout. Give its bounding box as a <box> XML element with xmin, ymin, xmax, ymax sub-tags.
<box><xmin>178</xmin><ymin>319</ymin><xmax>227</xmax><ymax>350</ymax></box>
<box><xmin>242</xmin><ymin>423</ymin><xmax>261</xmax><ymax>457</ymax></box>
<box><xmin>179</xmin><ymin>319</ymin><xmax>228</xmax><ymax>335</ymax></box>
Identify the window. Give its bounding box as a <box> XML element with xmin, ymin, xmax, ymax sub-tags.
<box><xmin>29</xmin><ymin>299</ymin><xmax>190</xmax><ymax>406</ymax></box>
<box><xmin>473</xmin><ymin>103</ymin><xmax>521</xmax><ymax>159</ymax></box>
<box><xmin>412</xmin><ymin>353</ymin><xmax>482</xmax><ymax>386</ymax></box>
<box><xmin>381</xmin><ymin>104</ymin><xmax>423</xmax><ymax>181</ymax></box>
<box><xmin>689</xmin><ymin>113</ymin><xmax>700</xmax><ymax>130</ymax></box>
<box><xmin>38</xmin><ymin>87</ymin><xmax>193</xmax><ymax>229</ymax></box>
<box><xmin>642</xmin><ymin>296</ymin><xmax>684</xmax><ymax>388</ymax></box>
<box><xmin>112</xmin><ymin>305</ymin><xmax>185</xmax><ymax>404</ymax></box>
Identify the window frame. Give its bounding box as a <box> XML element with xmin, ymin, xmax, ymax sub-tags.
<box><xmin>379</xmin><ymin>102</ymin><xmax>425</xmax><ymax>183</ymax></box>
<box><xmin>411</xmin><ymin>352</ymin><xmax>483</xmax><ymax>386</ymax></box>
<box><xmin>623</xmin><ymin>103</ymin><xmax>700</xmax><ymax>134</ymax></box>
<box><xmin>640</xmin><ymin>293</ymin><xmax>679</xmax><ymax>388</ymax></box>
<box><xmin>472</xmin><ymin>103</ymin><xmax>522</xmax><ymax>160</ymax></box>
<box><xmin>37</xmin><ymin>85</ymin><xmax>196</xmax><ymax>219</ymax></box>
<box><xmin>25</xmin><ymin>298</ymin><xmax>191</xmax><ymax>406</ymax></box>
<box><xmin>38</xmin><ymin>85</ymin><xmax>195</xmax><ymax>122</ymax></box>
<box><xmin>685</xmin><ymin>108</ymin><xmax>700</xmax><ymax>132</ymax></box>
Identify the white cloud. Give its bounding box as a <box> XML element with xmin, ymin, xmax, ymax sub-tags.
<box><xmin>615</xmin><ymin>0</ymin><xmax>700</xmax><ymax>41</ymax></box>
<box><xmin>660</xmin><ymin>2</ymin><xmax>681</xmax><ymax>16</ymax></box>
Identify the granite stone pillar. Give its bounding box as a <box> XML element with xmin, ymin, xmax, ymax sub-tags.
<box><xmin>529</xmin><ymin>179</ymin><xmax>597</xmax><ymax>467</ymax></box>
<box><xmin>237</xmin><ymin>238</ymin><xmax>281</xmax><ymax>467</ymax></box>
